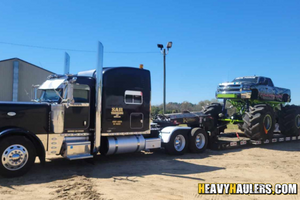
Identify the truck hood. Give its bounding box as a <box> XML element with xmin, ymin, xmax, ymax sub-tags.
<box><xmin>0</xmin><ymin>102</ymin><xmax>51</xmax><ymax>134</ymax></box>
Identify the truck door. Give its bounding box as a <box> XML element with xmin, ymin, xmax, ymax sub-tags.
<box><xmin>258</xmin><ymin>78</ymin><xmax>273</xmax><ymax>100</ymax></box>
<box><xmin>265</xmin><ymin>78</ymin><xmax>275</xmax><ymax>100</ymax></box>
<box><xmin>64</xmin><ymin>84</ymin><xmax>90</xmax><ymax>131</ymax></box>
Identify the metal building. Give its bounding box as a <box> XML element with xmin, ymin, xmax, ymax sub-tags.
<box><xmin>0</xmin><ymin>58</ymin><xmax>54</xmax><ymax>102</ymax></box>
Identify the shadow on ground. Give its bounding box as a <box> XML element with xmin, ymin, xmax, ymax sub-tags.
<box><xmin>0</xmin><ymin>134</ymin><xmax>299</xmax><ymax>187</ymax></box>
<box><xmin>0</xmin><ymin>149</ymin><xmax>224</xmax><ymax>187</ymax></box>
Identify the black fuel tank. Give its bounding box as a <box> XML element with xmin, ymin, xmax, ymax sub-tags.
<box><xmin>0</xmin><ymin>102</ymin><xmax>50</xmax><ymax>134</ymax></box>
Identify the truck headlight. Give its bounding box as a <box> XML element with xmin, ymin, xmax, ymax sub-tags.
<box><xmin>242</xmin><ymin>86</ymin><xmax>251</xmax><ymax>90</ymax></box>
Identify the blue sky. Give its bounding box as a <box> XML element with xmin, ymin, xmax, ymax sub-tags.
<box><xmin>0</xmin><ymin>0</ymin><xmax>299</xmax><ymax>105</ymax></box>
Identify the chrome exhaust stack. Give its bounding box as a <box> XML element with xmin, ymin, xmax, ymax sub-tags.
<box><xmin>64</xmin><ymin>52</ymin><xmax>70</xmax><ymax>75</ymax></box>
<box><xmin>95</xmin><ymin>42</ymin><xmax>104</xmax><ymax>152</ymax></box>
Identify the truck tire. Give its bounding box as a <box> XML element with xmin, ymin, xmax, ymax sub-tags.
<box><xmin>242</xmin><ymin>104</ymin><xmax>275</xmax><ymax>140</ymax></box>
<box><xmin>203</xmin><ymin>103</ymin><xmax>226</xmax><ymax>133</ymax></box>
<box><xmin>165</xmin><ymin>131</ymin><xmax>188</xmax><ymax>155</ymax></box>
<box><xmin>279</xmin><ymin>105</ymin><xmax>300</xmax><ymax>136</ymax></box>
<box><xmin>0</xmin><ymin>136</ymin><xmax>36</xmax><ymax>178</ymax></box>
<box><xmin>189</xmin><ymin>128</ymin><xmax>208</xmax><ymax>153</ymax></box>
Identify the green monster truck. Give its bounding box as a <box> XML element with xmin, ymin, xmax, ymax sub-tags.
<box><xmin>204</xmin><ymin>76</ymin><xmax>300</xmax><ymax>140</ymax></box>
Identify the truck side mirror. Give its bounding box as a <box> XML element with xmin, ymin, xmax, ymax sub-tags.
<box><xmin>31</xmin><ymin>85</ymin><xmax>40</xmax><ymax>102</ymax></box>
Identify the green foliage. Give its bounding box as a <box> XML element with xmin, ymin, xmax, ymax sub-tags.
<box><xmin>151</xmin><ymin>99</ymin><xmax>220</xmax><ymax>116</ymax></box>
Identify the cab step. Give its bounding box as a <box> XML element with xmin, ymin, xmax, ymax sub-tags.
<box><xmin>63</xmin><ymin>140</ymin><xmax>93</xmax><ymax>160</ymax></box>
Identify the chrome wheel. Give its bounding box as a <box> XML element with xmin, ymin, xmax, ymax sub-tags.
<box><xmin>174</xmin><ymin>134</ymin><xmax>186</xmax><ymax>152</ymax></box>
<box><xmin>2</xmin><ymin>144</ymin><xmax>29</xmax><ymax>171</ymax></box>
<box><xmin>195</xmin><ymin>133</ymin><xmax>205</xmax><ymax>149</ymax></box>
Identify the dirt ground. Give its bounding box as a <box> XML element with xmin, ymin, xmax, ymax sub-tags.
<box><xmin>0</xmin><ymin>140</ymin><xmax>299</xmax><ymax>200</ymax></box>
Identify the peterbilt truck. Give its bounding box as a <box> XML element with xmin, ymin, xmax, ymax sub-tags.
<box><xmin>0</xmin><ymin>42</ymin><xmax>210</xmax><ymax>177</ymax></box>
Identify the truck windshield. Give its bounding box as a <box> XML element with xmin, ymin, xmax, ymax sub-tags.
<box><xmin>232</xmin><ymin>77</ymin><xmax>258</xmax><ymax>83</ymax></box>
<box><xmin>40</xmin><ymin>89</ymin><xmax>62</xmax><ymax>102</ymax></box>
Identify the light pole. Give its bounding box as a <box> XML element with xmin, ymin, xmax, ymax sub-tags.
<box><xmin>157</xmin><ymin>42</ymin><xmax>172</xmax><ymax>114</ymax></box>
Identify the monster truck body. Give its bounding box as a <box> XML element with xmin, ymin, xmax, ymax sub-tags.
<box><xmin>216</xmin><ymin>76</ymin><xmax>291</xmax><ymax>102</ymax></box>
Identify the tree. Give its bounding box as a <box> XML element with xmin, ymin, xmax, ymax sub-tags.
<box><xmin>151</xmin><ymin>99</ymin><xmax>221</xmax><ymax>116</ymax></box>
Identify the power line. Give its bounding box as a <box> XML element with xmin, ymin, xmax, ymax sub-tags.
<box><xmin>0</xmin><ymin>41</ymin><xmax>95</xmax><ymax>53</ymax></box>
<box><xmin>0</xmin><ymin>41</ymin><xmax>159</xmax><ymax>54</ymax></box>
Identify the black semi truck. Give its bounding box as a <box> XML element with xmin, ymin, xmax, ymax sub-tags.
<box><xmin>0</xmin><ymin>42</ymin><xmax>210</xmax><ymax>177</ymax></box>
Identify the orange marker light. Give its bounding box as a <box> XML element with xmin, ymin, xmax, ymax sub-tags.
<box><xmin>139</xmin><ymin>64</ymin><xmax>144</xmax><ymax>69</ymax></box>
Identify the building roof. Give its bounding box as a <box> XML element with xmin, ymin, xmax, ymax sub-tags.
<box><xmin>0</xmin><ymin>58</ymin><xmax>54</xmax><ymax>74</ymax></box>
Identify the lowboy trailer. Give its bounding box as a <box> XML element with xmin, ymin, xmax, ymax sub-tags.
<box><xmin>152</xmin><ymin>112</ymin><xmax>300</xmax><ymax>151</ymax></box>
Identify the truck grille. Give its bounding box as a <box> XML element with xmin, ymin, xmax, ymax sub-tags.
<box><xmin>218</xmin><ymin>84</ymin><xmax>241</xmax><ymax>92</ymax></box>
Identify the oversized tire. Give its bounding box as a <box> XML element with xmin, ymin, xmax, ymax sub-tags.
<box><xmin>189</xmin><ymin>128</ymin><xmax>208</xmax><ymax>153</ymax></box>
<box><xmin>165</xmin><ymin>131</ymin><xmax>188</xmax><ymax>155</ymax></box>
<box><xmin>238</xmin><ymin>124</ymin><xmax>244</xmax><ymax>132</ymax></box>
<box><xmin>203</xmin><ymin>103</ymin><xmax>226</xmax><ymax>134</ymax></box>
<box><xmin>279</xmin><ymin>105</ymin><xmax>300</xmax><ymax>136</ymax></box>
<box><xmin>0</xmin><ymin>136</ymin><xmax>36</xmax><ymax>178</ymax></box>
<box><xmin>242</xmin><ymin>104</ymin><xmax>275</xmax><ymax>140</ymax></box>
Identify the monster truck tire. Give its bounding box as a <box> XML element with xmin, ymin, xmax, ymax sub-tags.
<box><xmin>203</xmin><ymin>103</ymin><xmax>226</xmax><ymax>133</ymax></box>
<box><xmin>279</xmin><ymin>105</ymin><xmax>300</xmax><ymax>136</ymax></box>
<box><xmin>238</xmin><ymin>124</ymin><xmax>244</xmax><ymax>132</ymax></box>
<box><xmin>242</xmin><ymin>104</ymin><xmax>275</xmax><ymax>140</ymax></box>
<box><xmin>282</xmin><ymin>94</ymin><xmax>289</xmax><ymax>103</ymax></box>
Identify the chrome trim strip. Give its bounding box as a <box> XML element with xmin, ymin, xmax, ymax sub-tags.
<box><xmin>61</xmin><ymin>133</ymin><xmax>91</xmax><ymax>137</ymax></box>
<box><xmin>216</xmin><ymin>90</ymin><xmax>252</xmax><ymax>94</ymax></box>
<box><xmin>47</xmin><ymin>134</ymin><xmax>64</xmax><ymax>155</ymax></box>
<box><xmin>101</xmin><ymin>130</ymin><xmax>151</xmax><ymax>136</ymax></box>
<box><xmin>66</xmin><ymin>130</ymin><xmax>85</xmax><ymax>133</ymax></box>
<box><xmin>67</xmin><ymin>103</ymin><xmax>90</xmax><ymax>107</ymax></box>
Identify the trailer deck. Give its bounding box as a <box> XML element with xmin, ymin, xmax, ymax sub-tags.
<box><xmin>210</xmin><ymin>132</ymin><xmax>300</xmax><ymax>150</ymax></box>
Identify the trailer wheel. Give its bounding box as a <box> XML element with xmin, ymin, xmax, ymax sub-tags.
<box><xmin>242</xmin><ymin>104</ymin><xmax>275</xmax><ymax>140</ymax></box>
<box><xmin>165</xmin><ymin>131</ymin><xmax>188</xmax><ymax>155</ymax></box>
<box><xmin>189</xmin><ymin>128</ymin><xmax>208</xmax><ymax>153</ymax></box>
<box><xmin>279</xmin><ymin>105</ymin><xmax>300</xmax><ymax>136</ymax></box>
<box><xmin>0</xmin><ymin>136</ymin><xmax>36</xmax><ymax>178</ymax></box>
